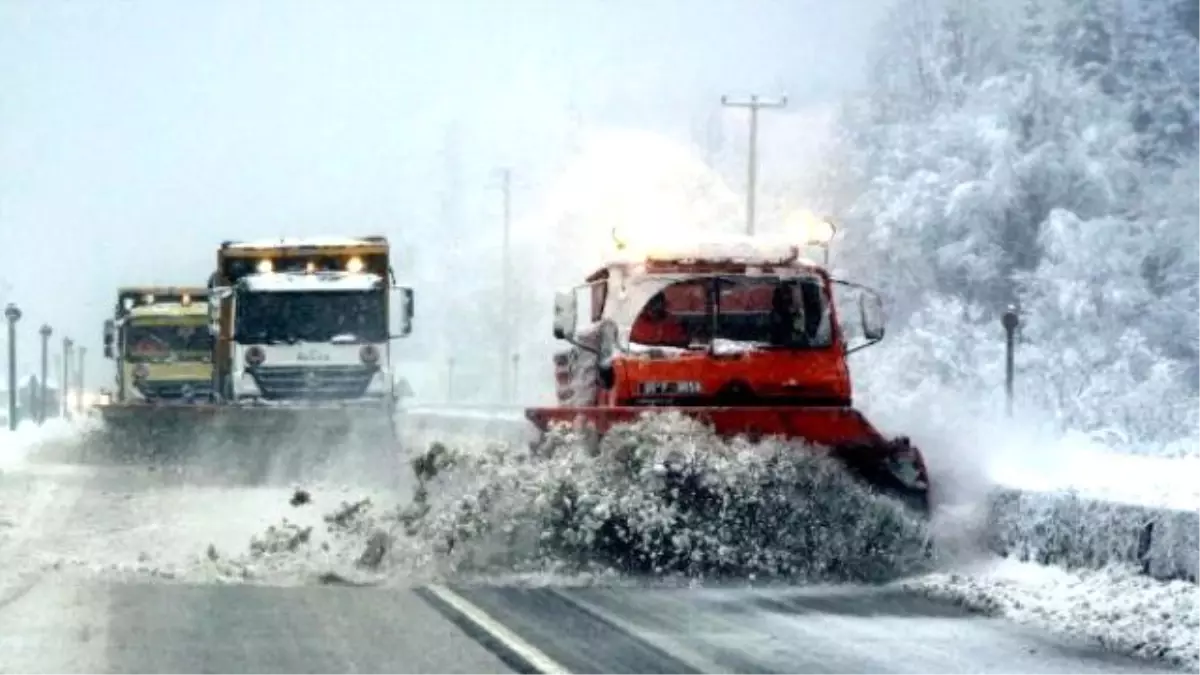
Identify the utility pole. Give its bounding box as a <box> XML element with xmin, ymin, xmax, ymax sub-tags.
<box><xmin>76</xmin><ymin>346</ymin><xmax>86</xmax><ymax>414</ymax></box>
<box><xmin>499</xmin><ymin>167</ymin><xmax>513</xmax><ymax>404</ymax></box>
<box><xmin>62</xmin><ymin>337</ymin><xmax>73</xmax><ymax>421</ymax></box>
<box><xmin>38</xmin><ymin>325</ymin><xmax>51</xmax><ymax>424</ymax></box>
<box><xmin>446</xmin><ymin>357</ymin><xmax>455</xmax><ymax>403</ymax></box>
<box><xmin>5</xmin><ymin>304</ymin><xmax>21</xmax><ymax>431</ymax></box>
<box><xmin>1002</xmin><ymin>306</ymin><xmax>1020</xmax><ymax>418</ymax></box>
<box><xmin>720</xmin><ymin>93</ymin><xmax>788</xmax><ymax>235</ymax></box>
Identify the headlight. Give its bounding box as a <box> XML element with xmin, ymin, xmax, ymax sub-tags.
<box><xmin>346</xmin><ymin>256</ymin><xmax>365</xmax><ymax>273</ymax></box>
<box><xmin>359</xmin><ymin>344</ymin><xmax>379</xmax><ymax>365</ymax></box>
<box><xmin>256</xmin><ymin>259</ymin><xmax>274</xmax><ymax>274</ymax></box>
<box><xmin>133</xmin><ymin>364</ymin><xmax>150</xmax><ymax>379</ymax></box>
<box><xmin>245</xmin><ymin>346</ymin><xmax>266</xmax><ymax>367</ymax></box>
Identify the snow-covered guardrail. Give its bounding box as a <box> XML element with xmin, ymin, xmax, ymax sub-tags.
<box><xmin>398</xmin><ymin>404</ymin><xmax>533</xmax><ymax>451</ymax></box>
<box><xmin>986</xmin><ymin>487</ymin><xmax>1198</xmax><ymax>583</ymax></box>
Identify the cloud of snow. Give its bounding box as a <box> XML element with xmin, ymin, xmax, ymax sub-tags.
<box><xmin>210</xmin><ymin>414</ymin><xmax>934</xmax><ymax>587</ymax></box>
<box><xmin>0</xmin><ymin>416</ymin><xmax>98</xmax><ymax>469</ymax></box>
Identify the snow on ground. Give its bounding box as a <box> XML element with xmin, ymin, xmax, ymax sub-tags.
<box><xmin>60</xmin><ymin>480</ymin><xmax>400</xmax><ymax>587</ymax></box>
<box><xmin>2</xmin><ymin>408</ymin><xmax>1191</xmax><ymax>671</ymax></box>
<box><xmin>904</xmin><ymin>558</ymin><xmax>1199</xmax><ymax>672</ymax></box>
<box><xmin>987</xmin><ymin>431</ymin><xmax>1200</xmax><ymax>511</ymax></box>
<box><xmin>0</xmin><ymin>416</ymin><xmax>405</xmax><ymax>588</ymax></box>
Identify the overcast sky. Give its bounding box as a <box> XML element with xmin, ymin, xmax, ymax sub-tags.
<box><xmin>0</xmin><ymin>0</ymin><xmax>889</xmax><ymax>392</ymax></box>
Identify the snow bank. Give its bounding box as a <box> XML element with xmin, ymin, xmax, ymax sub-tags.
<box><xmin>988</xmin><ymin>433</ymin><xmax>1200</xmax><ymax>512</ymax></box>
<box><xmin>987</xmin><ymin>487</ymin><xmax>1198</xmax><ymax>583</ymax></box>
<box><xmin>906</xmin><ymin>560</ymin><xmax>1199</xmax><ymax>671</ymax></box>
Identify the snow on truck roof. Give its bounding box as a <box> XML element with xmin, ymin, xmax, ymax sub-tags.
<box><xmin>240</xmin><ymin>271</ymin><xmax>384</xmax><ymax>292</ymax></box>
<box><xmin>603</xmin><ymin>234</ymin><xmax>821</xmax><ymax>269</ymax></box>
<box><xmin>127</xmin><ymin>302</ymin><xmax>208</xmax><ymax>318</ymax></box>
<box><xmin>224</xmin><ymin>237</ymin><xmax>386</xmax><ymax>250</ymax></box>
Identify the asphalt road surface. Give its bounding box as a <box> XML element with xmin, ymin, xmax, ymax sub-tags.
<box><xmin>0</xmin><ymin>573</ymin><xmax>1185</xmax><ymax>674</ymax></box>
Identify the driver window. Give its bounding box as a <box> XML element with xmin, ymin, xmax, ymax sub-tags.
<box><xmin>590</xmin><ymin>281</ymin><xmax>606</xmax><ymax>323</ymax></box>
<box><xmin>572</xmin><ymin>282</ymin><xmax>596</xmax><ymax>330</ymax></box>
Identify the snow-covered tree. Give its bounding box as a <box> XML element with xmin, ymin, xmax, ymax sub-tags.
<box><xmin>825</xmin><ymin>0</ymin><xmax>1199</xmax><ymax>455</ymax></box>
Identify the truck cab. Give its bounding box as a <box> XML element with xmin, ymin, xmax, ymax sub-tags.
<box><xmin>531</xmin><ymin>232</ymin><xmax>929</xmax><ymax>513</ymax></box>
<box><xmin>549</xmin><ymin>238</ymin><xmax>886</xmax><ymax>411</ymax></box>
<box><xmin>102</xmin><ymin>287</ymin><xmax>213</xmax><ymax>404</ymax></box>
<box><xmin>206</xmin><ymin>236</ymin><xmax>414</xmax><ymax>409</ymax></box>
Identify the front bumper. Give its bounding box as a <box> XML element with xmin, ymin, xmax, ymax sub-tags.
<box><xmin>130</xmin><ymin>378</ymin><xmax>213</xmax><ymax>403</ymax></box>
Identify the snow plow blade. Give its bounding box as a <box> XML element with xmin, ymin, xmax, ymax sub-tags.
<box><xmin>525</xmin><ymin>405</ymin><xmax>931</xmax><ymax>514</ymax></box>
<box><xmin>94</xmin><ymin>402</ymin><xmax>398</xmax><ymax>485</ymax></box>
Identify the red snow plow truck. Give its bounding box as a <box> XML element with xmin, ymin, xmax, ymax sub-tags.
<box><xmin>527</xmin><ymin>231</ymin><xmax>930</xmax><ymax>514</ymax></box>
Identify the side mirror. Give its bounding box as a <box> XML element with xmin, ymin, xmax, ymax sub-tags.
<box><xmin>553</xmin><ymin>290</ymin><xmax>577</xmax><ymax>340</ymax></box>
<box><xmin>859</xmin><ymin>292</ymin><xmax>885</xmax><ymax>341</ymax></box>
<box><xmin>103</xmin><ymin>320</ymin><xmax>115</xmax><ymax>359</ymax></box>
<box><xmin>393</xmin><ymin>286</ymin><xmax>414</xmax><ymax>338</ymax></box>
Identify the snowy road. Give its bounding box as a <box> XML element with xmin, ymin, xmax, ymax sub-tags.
<box><xmin>0</xmin><ymin>574</ymin><xmax>1181</xmax><ymax>674</ymax></box>
<box><xmin>429</xmin><ymin>584</ymin><xmax>1181</xmax><ymax>674</ymax></box>
<box><xmin>0</xmin><ymin>428</ymin><xmax>1190</xmax><ymax>674</ymax></box>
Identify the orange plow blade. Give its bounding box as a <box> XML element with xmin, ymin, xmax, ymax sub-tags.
<box><xmin>525</xmin><ymin>405</ymin><xmax>931</xmax><ymax>514</ymax></box>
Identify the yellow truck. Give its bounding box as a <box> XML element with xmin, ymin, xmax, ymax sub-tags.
<box><xmin>95</xmin><ymin>287</ymin><xmax>214</xmax><ymax>457</ymax></box>
<box><xmin>103</xmin><ymin>287</ymin><xmax>213</xmax><ymax>403</ymax></box>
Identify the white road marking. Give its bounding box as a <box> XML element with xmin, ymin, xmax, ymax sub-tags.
<box><xmin>422</xmin><ymin>584</ymin><xmax>570</xmax><ymax>675</ymax></box>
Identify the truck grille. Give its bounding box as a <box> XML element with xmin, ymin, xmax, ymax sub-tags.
<box><xmin>249</xmin><ymin>365</ymin><xmax>376</xmax><ymax>401</ymax></box>
<box><xmin>135</xmin><ymin>379</ymin><xmax>213</xmax><ymax>402</ymax></box>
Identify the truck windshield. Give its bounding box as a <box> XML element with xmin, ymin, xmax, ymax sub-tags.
<box><xmin>235</xmin><ymin>290</ymin><xmax>387</xmax><ymax>344</ymax></box>
<box><xmin>628</xmin><ymin>276</ymin><xmax>832</xmax><ymax>350</ymax></box>
<box><xmin>124</xmin><ymin>323</ymin><xmax>212</xmax><ymax>362</ymax></box>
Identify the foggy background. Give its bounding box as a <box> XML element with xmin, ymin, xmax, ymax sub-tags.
<box><xmin>0</xmin><ymin>0</ymin><xmax>887</xmax><ymax>403</ymax></box>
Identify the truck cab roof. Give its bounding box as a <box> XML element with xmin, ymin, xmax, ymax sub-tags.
<box><xmin>588</xmin><ymin>235</ymin><xmax>826</xmax><ymax>283</ymax></box>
